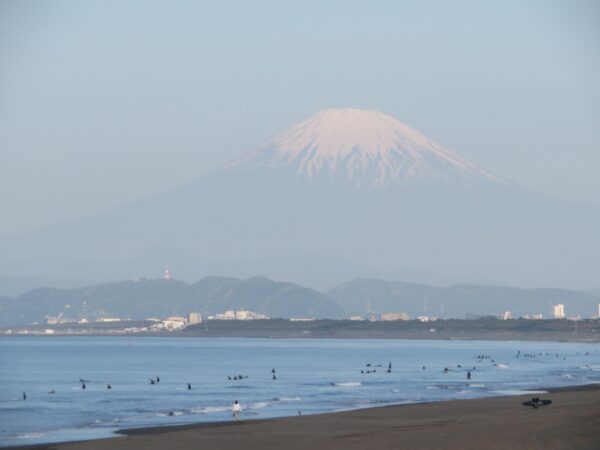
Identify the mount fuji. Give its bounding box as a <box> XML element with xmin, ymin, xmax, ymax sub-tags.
<box><xmin>1</xmin><ymin>109</ymin><xmax>599</xmax><ymax>290</ymax></box>
<box><xmin>225</xmin><ymin>108</ymin><xmax>503</xmax><ymax>187</ymax></box>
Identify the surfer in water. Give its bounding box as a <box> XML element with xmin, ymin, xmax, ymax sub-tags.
<box><xmin>187</xmin><ymin>383</ymin><xmax>191</xmax><ymax>390</ymax></box>
<box><xmin>467</xmin><ymin>370</ymin><xmax>471</xmax><ymax>380</ymax></box>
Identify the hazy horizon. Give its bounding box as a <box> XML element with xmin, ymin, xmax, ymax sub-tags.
<box><xmin>1</xmin><ymin>0</ymin><xmax>600</xmax><ymax>237</ymax></box>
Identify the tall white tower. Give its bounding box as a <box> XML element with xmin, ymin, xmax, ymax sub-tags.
<box><xmin>164</xmin><ymin>265</ymin><xmax>172</xmax><ymax>281</ymax></box>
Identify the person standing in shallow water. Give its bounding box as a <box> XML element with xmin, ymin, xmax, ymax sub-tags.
<box><xmin>232</xmin><ymin>400</ymin><xmax>241</xmax><ymax>420</ymax></box>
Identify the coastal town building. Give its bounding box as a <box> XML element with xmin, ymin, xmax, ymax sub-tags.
<box><xmin>553</xmin><ymin>304</ymin><xmax>565</xmax><ymax>319</ymax></box>
<box><xmin>188</xmin><ymin>312</ymin><xmax>202</xmax><ymax>324</ymax></box>
<box><xmin>212</xmin><ymin>310</ymin><xmax>267</xmax><ymax>320</ymax></box>
<box><xmin>162</xmin><ymin>316</ymin><xmax>186</xmax><ymax>330</ymax></box>
<box><xmin>215</xmin><ymin>310</ymin><xmax>236</xmax><ymax>320</ymax></box>
<box><xmin>380</xmin><ymin>312</ymin><xmax>409</xmax><ymax>321</ymax></box>
<box><xmin>235</xmin><ymin>310</ymin><xmax>267</xmax><ymax>320</ymax></box>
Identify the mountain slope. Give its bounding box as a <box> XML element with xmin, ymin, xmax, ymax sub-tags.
<box><xmin>0</xmin><ymin>277</ymin><xmax>343</xmax><ymax>326</ymax></box>
<box><xmin>0</xmin><ymin>108</ymin><xmax>599</xmax><ymax>289</ymax></box>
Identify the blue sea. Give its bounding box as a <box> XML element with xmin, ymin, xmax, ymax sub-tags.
<box><xmin>1</xmin><ymin>337</ymin><xmax>599</xmax><ymax>447</ymax></box>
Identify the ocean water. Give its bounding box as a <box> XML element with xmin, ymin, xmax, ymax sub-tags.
<box><xmin>0</xmin><ymin>336</ymin><xmax>599</xmax><ymax>447</ymax></box>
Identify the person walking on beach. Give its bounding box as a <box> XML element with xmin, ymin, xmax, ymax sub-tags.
<box><xmin>232</xmin><ymin>400</ymin><xmax>241</xmax><ymax>421</ymax></box>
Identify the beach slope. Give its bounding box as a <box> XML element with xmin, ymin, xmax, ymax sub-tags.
<box><xmin>14</xmin><ymin>385</ymin><xmax>600</xmax><ymax>450</ymax></box>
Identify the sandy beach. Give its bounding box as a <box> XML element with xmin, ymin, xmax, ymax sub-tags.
<box><xmin>10</xmin><ymin>384</ymin><xmax>600</xmax><ymax>450</ymax></box>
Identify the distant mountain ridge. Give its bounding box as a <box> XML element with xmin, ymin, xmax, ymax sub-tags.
<box><xmin>0</xmin><ymin>276</ymin><xmax>343</xmax><ymax>326</ymax></box>
<box><xmin>327</xmin><ymin>278</ymin><xmax>600</xmax><ymax>319</ymax></box>
<box><xmin>1</xmin><ymin>276</ymin><xmax>599</xmax><ymax>327</ymax></box>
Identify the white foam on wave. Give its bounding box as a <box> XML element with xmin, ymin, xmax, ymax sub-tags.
<box><xmin>12</xmin><ymin>432</ymin><xmax>48</xmax><ymax>440</ymax></box>
<box><xmin>468</xmin><ymin>383</ymin><xmax>486</xmax><ymax>388</ymax></box>
<box><xmin>191</xmin><ymin>405</ymin><xmax>230</xmax><ymax>414</ymax></box>
<box><xmin>495</xmin><ymin>364</ymin><xmax>509</xmax><ymax>369</ymax></box>
<box><xmin>492</xmin><ymin>389</ymin><xmax>547</xmax><ymax>396</ymax></box>
<box><xmin>248</xmin><ymin>401</ymin><xmax>269</xmax><ymax>409</ymax></box>
<box><xmin>274</xmin><ymin>396</ymin><xmax>301</xmax><ymax>402</ymax></box>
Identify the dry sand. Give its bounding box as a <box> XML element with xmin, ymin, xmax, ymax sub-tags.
<box><xmin>11</xmin><ymin>385</ymin><xmax>600</xmax><ymax>450</ymax></box>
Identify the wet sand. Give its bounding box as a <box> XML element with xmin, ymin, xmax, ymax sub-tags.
<box><xmin>11</xmin><ymin>384</ymin><xmax>600</xmax><ymax>450</ymax></box>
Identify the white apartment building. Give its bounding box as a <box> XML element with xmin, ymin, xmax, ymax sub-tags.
<box><xmin>553</xmin><ymin>304</ymin><xmax>565</xmax><ymax>319</ymax></box>
<box><xmin>163</xmin><ymin>316</ymin><xmax>186</xmax><ymax>330</ymax></box>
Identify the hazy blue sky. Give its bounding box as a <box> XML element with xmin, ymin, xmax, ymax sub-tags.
<box><xmin>1</xmin><ymin>0</ymin><xmax>599</xmax><ymax>235</ymax></box>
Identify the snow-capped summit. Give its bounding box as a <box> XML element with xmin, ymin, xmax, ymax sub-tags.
<box><xmin>225</xmin><ymin>108</ymin><xmax>502</xmax><ymax>186</ymax></box>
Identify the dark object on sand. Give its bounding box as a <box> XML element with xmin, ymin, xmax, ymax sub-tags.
<box><xmin>522</xmin><ymin>397</ymin><xmax>552</xmax><ymax>409</ymax></box>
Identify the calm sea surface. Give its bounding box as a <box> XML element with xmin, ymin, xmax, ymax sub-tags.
<box><xmin>1</xmin><ymin>336</ymin><xmax>599</xmax><ymax>447</ymax></box>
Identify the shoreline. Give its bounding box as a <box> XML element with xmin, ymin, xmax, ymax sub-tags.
<box><xmin>7</xmin><ymin>383</ymin><xmax>600</xmax><ymax>450</ymax></box>
<box><xmin>115</xmin><ymin>383</ymin><xmax>596</xmax><ymax>436</ymax></box>
<box><xmin>2</xmin><ymin>334</ymin><xmax>599</xmax><ymax>344</ymax></box>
